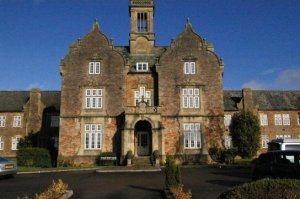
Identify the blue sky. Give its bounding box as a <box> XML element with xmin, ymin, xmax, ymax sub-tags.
<box><xmin>0</xmin><ymin>0</ymin><xmax>300</xmax><ymax>91</ymax></box>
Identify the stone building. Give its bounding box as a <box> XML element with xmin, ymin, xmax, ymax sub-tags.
<box><xmin>0</xmin><ymin>0</ymin><xmax>299</xmax><ymax>165</ymax></box>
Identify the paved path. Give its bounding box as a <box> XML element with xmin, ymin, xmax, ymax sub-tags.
<box><xmin>0</xmin><ymin>166</ymin><xmax>251</xmax><ymax>199</ymax></box>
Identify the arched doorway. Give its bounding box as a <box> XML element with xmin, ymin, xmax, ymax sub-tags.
<box><xmin>135</xmin><ymin>120</ymin><xmax>152</xmax><ymax>156</ymax></box>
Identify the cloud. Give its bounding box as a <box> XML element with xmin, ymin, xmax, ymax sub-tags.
<box><xmin>276</xmin><ymin>69</ymin><xmax>300</xmax><ymax>88</ymax></box>
<box><xmin>26</xmin><ymin>82</ymin><xmax>44</xmax><ymax>90</ymax></box>
<box><xmin>261</xmin><ymin>68</ymin><xmax>277</xmax><ymax>75</ymax></box>
<box><xmin>242</xmin><ymin>80</ymin><xmax>268</xmax><ymax>90</ymax></box>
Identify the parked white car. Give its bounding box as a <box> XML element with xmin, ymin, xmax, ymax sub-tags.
<box><xmin>268</xmin><ymin>139</ymin><xmax>300</xmax><ymax>151</ymax></box>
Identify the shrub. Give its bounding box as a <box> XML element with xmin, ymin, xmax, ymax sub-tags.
<box><xmin>230</xmin><ymin>110</ymin><xmax>260</xmax><ymax>158</ymax></box>
<box><xmin>165</xmin><ymin>156</ymin><xmax>182</xmax><ymax>189</ymax></box>
<box><xmin>153</xmin><ymin>150</ymin><xmax>160</xmax><ymax>160</ymax></box>
<box><xmin>126</xmin><ymin>150</ymin><xmax>134</xmax><ymax>159</ymax></box>
<box><xmin>35</xmin><ymin>179</ymin><xmax>68</xmax><ymax>199</ymax></box>
<box><xmin>208</xmin><ymin>146</ymin><xmax>237</xmax><ymax>164</ymax></box>
<box><xmin>218</xmin><ymin>178</ymin><xmax>300</xmax><ymax>199</ymax></box>
<box><xmin>170</xmin><ymin>184</ymin><xmax>192</xmax><ymax>199</ymax></box>
<box><xmin>17</xmin><ymin>147</ymin><xmax>51</xmax><ymax>168</ymax></box>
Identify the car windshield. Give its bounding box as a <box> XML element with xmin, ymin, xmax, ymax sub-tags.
<box><xmin>0</xmin><ymin>157</ymin><xmax>9</xmax><ymax>162</ymax></box>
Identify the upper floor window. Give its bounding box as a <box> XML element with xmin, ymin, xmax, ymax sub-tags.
<box><xmin>0</xmin><ymin>136</ymin><xmax>4</xmax><ymax>150</ymax></box>
<box><xmin>135</xmin><ymin>86</ymin><xmax>151</xmax><ymax>106</ymax></box>
<box><xmin>182</xmin><ymin>88</ymin><xmax>200</xmax><ymax>109</ymax></box>
<box><xmin>261</xmin><ymin>135</ymin><xmax>269</xmax><ymax>148</ymax></box>
<box><xmin>224</xmin><ymin>115</ymin><xmax>232</xmax><ymax>126</ymax></box>
<box><xmin>13</xmin><ymin>116</ymin><xmax>21</xmax><ymax>128</ymax></box>
<box><xmin>274</xmin><ymin>114</ymin><xmax>290</xmax><ymax>126</ymax></box>
<box><xmin>85</xmin><ymin>89</ymin><xmax>102</xmax><ymax>109</ymax></box>
<box><xmin>282</xmin><ymin>114</ymin><xmax>290</xmax><ymax>125</ymax></box>
<box><xmin>184</xmin><ymin>123</ymin><xmax>201</xmax><ymax>149</ymax></box>
<box><xmin>89</xmin><ymin>62</ymin><xmax>100</xmax><ymax>74</ymax></box>
<box><xmin>137</xmin><ymin>12</ymin><xmax>148</xmax><ymax>32</ymax></box>
<box><xmin>0</xmin><ymin>116</ymin><xmax>5</xmax><ymax>127</ymax></box>
<box><xmin>184</xmin><ymin>62</ymin><xmax>196</xmax><ymax>74</ymax></box>
<box><xmin>11</xmin><ymin>136</ymin><xmax>21</xmax><ymax>150</ymax></box>
<box><xmin>136</xmin><ymin>62</ymin><xmax>148</xmax><ymax>72</ymax></box>
<box><xmin>298</xmin><ymin>113</ymin><xmax>300</xmax><ymax>125</ymax></box>
<box><xmin>260</xmin><ymin>114</ymin><xmax>268</xmax><ymax>126</ymax></box>
<box><xmin>85</xmin><ymin>124</ymin><xmax>102</xmax><ymax>150</ymax></box>
<box><xmin>50</xmin><ymin>116</ymin><xmax>59</xmax><ymax>127</ymax></box>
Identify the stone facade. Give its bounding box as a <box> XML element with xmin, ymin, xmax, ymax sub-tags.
<box><xmin>0</xmin><ymin>0</ymin><xmax>299</xmax><ymax>165</ymax></box>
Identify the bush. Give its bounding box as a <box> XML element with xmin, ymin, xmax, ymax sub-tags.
<box><xmin>230</xmin><ymin>110</ymin><xmax>260</xmax><ymax>158</ymax></box>
<box><xmin>170</xmin><ymin>184</ymin><xmax>192</xmax><ymax>199</ymax></box>
<box><xmin>126</xmin><ymin>150</ymin><xmax>134</xmax><ymax>159</ymax></box>
<box><xmin>165</xmin><ymin>156</ymin><xmax>182</xmax><ymax>189</ymax></box>
<box><xmin>17</xmin><ymin>147</ymin><xmax>51</xmax><ymax>168</ymax></box>
<box><xmin>218</xmin><ymin>179</ymin><xmax>300</xmax><ymax>199</ymax></box>
<box><xmin>208</xmin><ymin>146</ymin><xmax>237</xmax><ymax>164</ymax></box>
<box><xmin>35</xmin><ymin>179</ymin><xmax>68</xmax><ymax>199</ymax></box>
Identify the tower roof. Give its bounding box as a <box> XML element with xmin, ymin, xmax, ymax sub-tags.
<box><xmin>130</xmin><ymin>0</ymin><xmax>154</xmax><ymax>7</ymax></box>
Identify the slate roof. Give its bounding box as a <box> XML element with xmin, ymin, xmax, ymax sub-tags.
<box><xmin>223</xmin><ymin>90</ymin><xmax>300</xmax><ymax>111</ymax></box>
<box><xmin>253</xmin><ymin>90</ymin><xmax>300</xmax><ymax>110</ymax></box>
<box><xmin>0</xmin><ymin>91</ymin><xmax>30</xmax><ymax>112</ymax></box>
<box><xmin>0</xmin><ymin>91</ymin><xmax>61</xmax><ymax>112</ymax></box>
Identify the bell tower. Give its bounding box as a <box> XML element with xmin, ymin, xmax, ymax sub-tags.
<box><xmin>129</xmin><ymin>0</ymin><xmax>155</xmax><ymax>54</ymax></box>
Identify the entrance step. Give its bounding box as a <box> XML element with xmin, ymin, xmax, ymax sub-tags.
<box><xmin>134</xmin><ymin>156</ymin><xmax>152</xmax><ymax>166</ymax></box>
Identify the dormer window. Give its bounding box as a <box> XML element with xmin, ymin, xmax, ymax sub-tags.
<box><xmin>136</xmin><ymin>62</ymin><xmax>148</xmax><ymax>72</ymax></box>
<box><xmin>89</xmin><ymin>62</ymin><xmax>100</xmax><ymax>74</ymax></box>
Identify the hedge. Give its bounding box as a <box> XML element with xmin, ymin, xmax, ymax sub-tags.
<box><xmin>218</xmin><ymin>179</ymin><xmax>300</xmax><ymax>199</ymax></box>
<box><xmin>17</xmin><ymin>147</ymin><xmax>51</xmax><ymax>168</ymax></box>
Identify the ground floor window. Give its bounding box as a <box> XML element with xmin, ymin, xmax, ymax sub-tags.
<box><xmin>224</xmin><ymin>135</ymin><xmax>232</xmax><ymax>148</ymax></box>
<box><xmin>276</xmin><ymin>134</ymin><xmax>291</xmax><ymax>139</ymax></box>
<box><xmin>261</xmin><ymin>135</ymin><xmax>269</xmax><ymax>148</ymax></box>
<box><xmin>11</xmin><ymin>136</ymin><xmax>20</xmax><ymax>150</ymax></box>
<box><xmin>184</xmin><ymin>123</ymin><xmax>201</xmax><ymax>149</ymax></box>
<box><xmin>0</xmin><ymin>136</ymin><xmax>4</xmax><ymax>150</ymax></box>
<box><xmin>85</xmin><ymin>124</ymin><xmax>102</xmax><ymax>149</ymax></box>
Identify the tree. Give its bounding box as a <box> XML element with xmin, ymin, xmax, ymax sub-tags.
<box><xmin>229</xmin><ymin>110</ymin><xmax>260</xmax><ymax>158</ymax></box>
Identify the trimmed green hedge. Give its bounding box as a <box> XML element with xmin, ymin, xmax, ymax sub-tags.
<box><xmin>218</xmin><ymin>179</ymin><xmax>300</xmax><ymax>199</ymax></box>
<box><xmin>17</xmin><ymin>147</ymin><xmax>51</xmax><ymax>168</ymax></box>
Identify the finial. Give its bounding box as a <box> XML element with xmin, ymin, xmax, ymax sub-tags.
<box><xmin>185</xmin><ymin>17</ymin><xmax>192</xmax><ymax>30</ymax></box>
<box><xmin>92</xmin><ymin>18</ymin><xmax>100</xmax><ymax>31</ymax></box>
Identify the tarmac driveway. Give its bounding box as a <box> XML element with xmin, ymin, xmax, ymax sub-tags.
<box><xmin>0</xmin><ymin>166</ymin><xmax>251</xmax><ymax>199</ymax></box>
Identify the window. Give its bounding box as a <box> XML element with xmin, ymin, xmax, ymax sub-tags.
<box><xmin>50</xmin><ymin>116</ymin><xmax>59</xmax><ymax>127</ymax></box>
<box><xmin>134</xmin><ymin>86</ymin><xmax>151</xmax><ymax>106</ymax></box>
<box><xmin>85</xmin><ymin>89</ymin><xmax>102</xmax><ymax>109</ymax></box>
<box><xmin>274</xmin><ymin>114</ymin><xmax>290</xmax><ymax>126</ymax></box>
<box><xmin>282</xmin><ymin>114</ymin><xmax>290</xmax><ymax>125</ymax></box>
<box><xmin>261</xmin><ymin>135</ymin><xmax>269</xmax><ymax>148</ymax></box>
<box><xmin>224</xmin><ymin>115</ymin><xmax>232</xmax><ymax>126</ymax></box>
<box><xmin>184</xmin><ymin>62</ymin><xmax>196</xmax><ymax>74</ymax></box>
<box><xmin>182</xmin><ymin>88</ymin><xmax>200</xmax><ymax>108</ymax></box>
<box><xmin>13</xmin><ymin>116</ymin><xmax>21</xmax><ymax>127</ymax></box>
<box><xmin>276</xmin><ymin>134</ymin><xmax>291</xmax><ymax>139</ymax></box>
<box><xmin>89</xmin><ymin>62</ymin><xmax>100</xmax><ymax>74</ymax></box>
<box><xmin>136</xmin><ymin>62</ymin><xmax>148</xmax><ymax>72</ymax></box>
<box><xmin>137</xmin><ymin>12</ymin><xmax>148</xmax><ymax>32</ymax></box>
<box><xmin>225</xmin><ymin>135</ymin><xmax>232</xmax><ymax>149</ymax></box>
<box><xmin>85</xmin><ymin>124</ymin><xmax>102</xmax><ymax>149</ymax></box>
<box><xmin>0</xmin><ymin>116</ymin><xmax>5</xmax><ymax>127</ymax></box>
<box><xmin>260</xmin><ymin>114</ymin><xmax>268</xmax><ymax>126</ymax></box>
<box><xmin>184</xmin><ymin>123</ymin><xmax>201</xmax><ymax>149</ymax></box>
<box><xmin>298</xmin><ymin>113</ymin><xmax>300</xmax><ymax>125</ymax></box>
<box><xmin>0</xmin><ymin>137</ymin><xmax>4</xmax><ymax>150</ymax></box>
<box><xmin>274</xmin><ymin>114</ymin><xmax>282</xmax><ymax>125</ymax></box>
<box><xmin>11</xmin><ymin>136</ymin><xmax>20</xmax><ymax>150</ymax></box>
